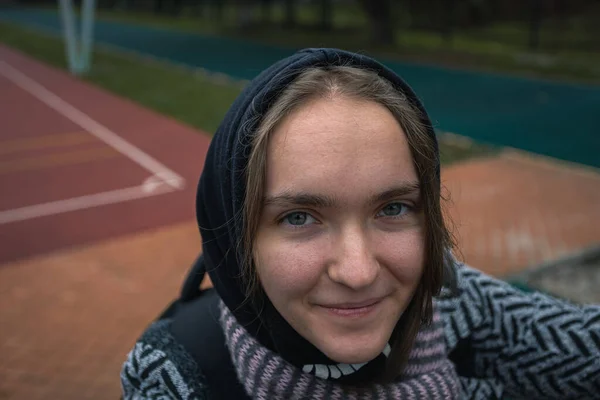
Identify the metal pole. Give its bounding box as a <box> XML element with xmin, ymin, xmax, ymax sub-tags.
<box><xmin>58</xmin><ymin>0</ymin><xmax>96</xmax><ymax>75</ymax></box>
<box><xmin>59</xmin><ymin>0</ymin><xmax>80</xmax><ymax>74</ymax></box>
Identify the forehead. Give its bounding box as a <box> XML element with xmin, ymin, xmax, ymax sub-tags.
<box><xmin>265</xmin><ymin>97</ymin><xmax>417</xmax><ymax>197</ymax></box>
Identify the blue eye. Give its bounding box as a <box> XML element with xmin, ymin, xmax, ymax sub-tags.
<box><xmin>282</xmin><ymin>212</ymin><xmax>315</xmax><ymax>227</ymax></box>
<box><xmin>377</xmin><ymin>203</ymin><xmax>409</xmax><ymax>218</ymax></box>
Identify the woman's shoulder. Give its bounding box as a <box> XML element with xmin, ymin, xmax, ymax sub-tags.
<box><xmin>435</xmin><ymin>261</ymin><xmax>542</xmax><ymax>347</ymax></box>
<box><xmin>120</xmin><ymin>318</ymin><xmax>211</xmax><ymax>400</ymax></box>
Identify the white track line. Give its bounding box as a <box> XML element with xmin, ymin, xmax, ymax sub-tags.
<box><xmin>0</xmin><ymin>60</ymin><xmax>185</xmax><ymax>190</ymax></box>
<box><xmin>0</xmin><ymin>178</ymin><xmax>175</xmax><ymax>225</ymax></box>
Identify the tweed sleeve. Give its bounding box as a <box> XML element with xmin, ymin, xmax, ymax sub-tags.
<box><xmin>439</xmin><ymin>264</ymin><xmax>600</xmax><ymax>399</ymax></box>
<box><xmin>120</xmin><ymin>320</ymin><xmax>210</xmax><ymax>400</ymax></box>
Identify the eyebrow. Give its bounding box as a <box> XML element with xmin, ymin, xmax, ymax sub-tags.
<box><xmin>370</xmin><ymin>182</ymin><xmax>421</xmax><ymax>206</ymax></box>
<box><xmin>263</xmin><ymin>181</ymin><xmax>420</xmax><ymax>209</ymax></box>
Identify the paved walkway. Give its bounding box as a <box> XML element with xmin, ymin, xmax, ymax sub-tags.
<box><xmin>442</xmin><ymin>151</ymin><xmax>600</xmax><ymax>277</ymax></box>
<box><xmin>0</xmin><ymin>222</ymin><xmax>202</xmax><ymax>400</ymax></box>
<box><xmin>0</xmin><ymin>47</ymin><xmax>599</xmax><ymax>400</ymax></box>
<box><xmin>1</xmin><ymin>7</ymin><xmax>600</xmax><ymax>168</ymax></box>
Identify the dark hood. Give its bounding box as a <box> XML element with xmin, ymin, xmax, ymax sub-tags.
<box><xmin>195</xmin><ymin>48</ymin><xmax>440</xmax><ymax>369</ymax></box>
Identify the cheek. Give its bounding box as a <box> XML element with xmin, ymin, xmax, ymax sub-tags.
<box><xmin>254</xmin><ymin>237</ymin><xmax>326</xmax><ymax>300</ymax></box>
<box><xmin>377</xmin><ymin>229</ymin><xmax>425</xmax><ymax>284</ymax></box>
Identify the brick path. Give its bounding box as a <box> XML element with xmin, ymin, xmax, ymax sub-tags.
<box><xmin>1</xmin><ymin>47</ymin><xmax>599</xmax><ymax>400</ymax></box>
<box><xmin>0</xmin><ymin>222</ymin><xmax>201</xmax><ymax>400</ymax></box>
<box><xmin>443</xmin><ymin>151</ymin><xmax>600</xmax><ymax>277</ymax></box>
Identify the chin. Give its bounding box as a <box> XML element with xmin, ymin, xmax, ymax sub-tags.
<box><xmin>320</xmin><ymin>339</ymin><xmax>388</xmax><ymax>365</ymax></box>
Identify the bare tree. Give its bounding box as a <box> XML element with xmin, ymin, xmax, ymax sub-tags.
<box><xmin>441</xmin><ymin>0</ymin><xmax>456</xmax><ymax>43</ymax></box>
<box><xmin>284</xmin><ymin>0</ymin><xmax>296</xmax><ymax>27</ymax></box>
<box><xmin>320</xmin><ymin>0</ymin><xmax>333</xmax><ymax>31</ymax></box>
<box><xmin>529</xmin><ymin>0</ymin><xmax>543</xmax><ymax>49</ymax></box>
<box><xmin>359</xmin><ymin>0</ymin><xmax>394</xmax><ymax>45</ymax></box>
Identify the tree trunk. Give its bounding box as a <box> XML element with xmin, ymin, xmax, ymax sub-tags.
<box><xmin>553</xmin><ymin>0</ymin><xmax>568</xmax><ymax>50</ymax></box>
<box><xmin>213</xmin><ymin>0</ymin><xmax>224</xmax><ymax>21</ymax></box>
<box><xmin>284</xmin><ymin>0</ymin><xmax>296</xmax><ymax>27</ymax></box>
<box><xmin>236</xmin><ymin>0</ymin><xmax>255</xmax><ymax>29</ymax></box>
<box><xmin>359</xmin><ymin>0</ymin><xmax>394</xmax><ymax>45</ymax></box>
<box><xmin>154</xmin><ymin>0</ymin><xmax>164</xmax><ymax>13</ymax></box>
<box><xmin>320</xmin><ymin>0</ymin><xmax>333</xmax><ymax>31</ymax></box>
<box><xmin>261</xmin><ymin>0</ymin><xmax>273</xmax><ymax>23</ymax></box>
<box><xmin>528</xmin><ymin>0</ymin><xmax>543</xmax><ymax>50</ymax></box>
<box><xmin>441</xmin><ymin>0</ymin><xmax>455</xmax><ymax>43</ymax></box>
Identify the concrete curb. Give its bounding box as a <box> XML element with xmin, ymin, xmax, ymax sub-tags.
<box><xmin>505</xmin><ymin>244</ymin><xmax>600</xmax><ymax>284</ymax></box>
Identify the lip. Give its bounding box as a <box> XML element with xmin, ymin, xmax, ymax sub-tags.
<box><xmin>318</xmin><ymin>297</ymin><xmax>385</xmax><ymax>318</ymax></box>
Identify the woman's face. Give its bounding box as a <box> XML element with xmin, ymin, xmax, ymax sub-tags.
<box><xmin>254</xmin><ymin>96</ymin><xmax>425</xmax><ymax>364</ymax></box>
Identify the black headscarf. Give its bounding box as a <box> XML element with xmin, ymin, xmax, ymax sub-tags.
<box><xmin>196</xmin><ymin>48</ymin><xmax>440</xmax><ymax>378</ymax></box>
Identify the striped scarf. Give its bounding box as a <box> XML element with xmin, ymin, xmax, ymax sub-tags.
<box><xmin>219</xmin><ymin>301</ymin><xmax>460</xmax><ymax>399</ymax></box>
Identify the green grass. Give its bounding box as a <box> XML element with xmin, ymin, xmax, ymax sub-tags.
<box><xmin>0</xmin><ymin>21</ymin><xmax>498</xmax><ymax>165</ymax></box>
<box><xmin>88</xmin><ymin>4</ymin><xmax>600</xmax><ymax>84</ymax></box>
<box><xmin>0</xmin><ymin>22</ymin><xmax>242</xmax><ymax>134</ymax></box>
<box><xmin>437</xmin><ymin>133</ymin><xmax>499</xmax><ymax>166</ymax></box>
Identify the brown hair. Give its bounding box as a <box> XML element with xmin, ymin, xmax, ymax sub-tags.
<box><xmin>243</xmin><ymin>66</ymin><xmax>455</xmax><ymax>381</ymax></box>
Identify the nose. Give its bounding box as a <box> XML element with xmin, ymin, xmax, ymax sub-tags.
<box><xmin>327</xmin><ymin>224</ymin><xmax>379</xmax><ymax>290</ymax></box>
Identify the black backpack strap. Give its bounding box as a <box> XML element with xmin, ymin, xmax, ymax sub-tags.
<box><xmin>448</xmin><ymin>336</ymin><xmax>477</xmax><ymax>378</ymax></box>
<box><xmin>168</xmin><ymin>256</ymin><xmax>250</xmax><ymax>400</ymax></box>
<box><xmin>156</xmin><ymin>254</ymin><xmax>205</xmax><ymax>321</ymax></box>
<box><xmin>181</xmin><ymin>253</ymin><xmax>207</xmax><ymax>301</ymax></box>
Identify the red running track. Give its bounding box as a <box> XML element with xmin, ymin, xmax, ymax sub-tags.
<box><xmin>0</xmin><ymin>45</ymin><xmax>211</xmax><ymax>264</ymax></box>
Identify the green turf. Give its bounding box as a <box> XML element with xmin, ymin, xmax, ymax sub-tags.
<box><xmin>437</xmin><ymin>134</ymin><xmax>499</xmax><ymax>166</ymax></box>
<box><xmin>0</xmin><ymin>21</ymin><xmax>497</xmax><ymax>165</ymax></box>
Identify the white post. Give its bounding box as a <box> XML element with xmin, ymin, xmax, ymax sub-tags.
<box><xmin>58</xmin><ymin>0</ymin><xmax>97</xmax><ymax>75</ymax></box>
<box><xmin>58</xmin><ymin>0</ymin><xmax>79</xmax><ymax>74</ymax></box>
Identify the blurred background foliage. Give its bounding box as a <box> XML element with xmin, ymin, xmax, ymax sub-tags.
<box><xmin>11</xmin><ymin>0</ymin><xmax>600</xmax><ymax>82</ymax></box>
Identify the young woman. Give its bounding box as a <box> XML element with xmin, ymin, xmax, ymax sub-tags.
<box><xmin>121</xmin><ymin>48</ymin><xmax>600</xmax><ymax>399</ymax></box>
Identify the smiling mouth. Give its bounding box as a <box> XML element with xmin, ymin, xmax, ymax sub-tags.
<box><xmin>319</xmin><ymin>298</ymin><xmax>384</xmax><ymax>318</ymax></box>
